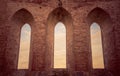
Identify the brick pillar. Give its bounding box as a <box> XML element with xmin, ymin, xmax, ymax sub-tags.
<box><xmin>0</xmin><ymin>0</ymin><xmax>7</xmax><ymax>73</ymax></box>
<box><xmin>30</xmin><ymin>17</ymin><xmax>46</xmax><ymax>71</ymax></box>
<box><xmin>112</xmin><ymin>9</ymin><xmax>120</xmax><ymax>76</ymax></box>
<box><xmin>72</xmin><ymin>11</ymin><xmax>92</xmax><ymax>73</ymax></box>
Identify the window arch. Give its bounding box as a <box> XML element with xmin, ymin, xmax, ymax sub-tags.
<box><xmin>18</xmin><ymin>23</ymin><xmax>31</xmax><ymax>69</ymax></box>
<box><xmin>90</xmin><ymin>22</ymin><xmax>104</xmax><ymax>68</ymax></box>
<box><xmin>54</xmin><ymin>22</ymin><xmax>66</xmax><ymax>68</ymax></box>
<box><xmin>47</xmin><ymin>7</ymin><xmax>73</xmax><ymax>70</ymax></box>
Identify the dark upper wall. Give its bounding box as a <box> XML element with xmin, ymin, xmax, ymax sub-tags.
<box><xmin>8</xmin><ymin>0</ymin><xmax>50</xmax><ymax>4</ymax></box>
<box><xmin>8</xmin><ymin>0</ymin><xmax>119</xmax><ymax>2</ymax></box>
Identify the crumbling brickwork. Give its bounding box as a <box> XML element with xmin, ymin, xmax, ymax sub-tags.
<box><xmin>0</xmin><ymin>0</ymin><xmax>120</xmax><ymax>76</ymax></box>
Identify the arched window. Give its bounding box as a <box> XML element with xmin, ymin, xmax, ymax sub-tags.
<box><xmin>54</xmin><ymin>22</ymin><xmax>66</xmax><ymax>68</ymax></box>
<box><xmin>90</xmin><ymin>22</ymin><xmax>104</xmax><ymax>68</ymax></box>
<box><xmin>18</xmin><ymin>23</ymin><xmax>31</xmax><ymax>69</ymax></box>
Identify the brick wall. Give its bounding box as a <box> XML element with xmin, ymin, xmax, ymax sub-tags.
<box><xmin>0</xmin><ymin>0</ymin><xmax>120</xmax><ymax>76</ymax></box>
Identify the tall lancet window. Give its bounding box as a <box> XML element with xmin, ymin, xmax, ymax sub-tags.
<box><xmin>54</xmin><ymin>22</ymin><xmax>66</xmax><ymax>68</ymax></box>
<box><xmin>18</xmin><ymin>23</ymin><xmax>31</xmax><ymax>69</ymax></box>
<box><xmin>90</xmin><ymin>22</ymin><xmax>104</xmax><ymax>68</ymax></box>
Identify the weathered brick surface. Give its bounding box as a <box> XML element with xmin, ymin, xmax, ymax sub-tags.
<box><xmin>0</xmin><ymin>0</ymin><xmax>120</xmax><ymax>76</ymax></box>
<box><xmin>0</xmin><ymin>0</ymin><xmax>7</xmax><ymax>74</ymax></box>
<box><xmin>92</xmin><ymin>69</ymin><xmax>113</xmax><ymax>76</ymax></box>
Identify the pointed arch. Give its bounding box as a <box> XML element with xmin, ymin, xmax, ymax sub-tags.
<box><xmin>18</xmin><ymin>23</ymin><xmax>31</xmax><ymax>69</ymax></box>
<box><xmin>87</xmin><ymin>7</ymin><xmax>114</xmax><ymax>70</ymax></box>
<box><xmin>46</xmin><ymin>7</ymin><xmax>73</xmax><ymax>70</ymax></box>
<box><xmin>87</xmin><ymin>7</ymin><xmax>112</xmax><ymax>28</ymax></box>
<box><xmin>12</xmin><ymin>8</ymin><xmax>34</xmax><ymax>27</ymax></box>
<box><xmin>5</xmin><ymin>8</ymin><xmax>34</xmax><ymax>69</ymax></box>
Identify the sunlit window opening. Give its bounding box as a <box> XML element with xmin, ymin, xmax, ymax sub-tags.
<box><xmin>90</xmin><ymin>22</ymin><xmax>104</xmax><ymax>68</ymax></box>
<box><xmin>18</xmin><ymin>23</ymin><xmax>31</xmax><ymax>69</ymax></box>
<box><xmin>54</xmin><ymin>22</ymin><xmax>66</xmax><ymax>68</ymax></box>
